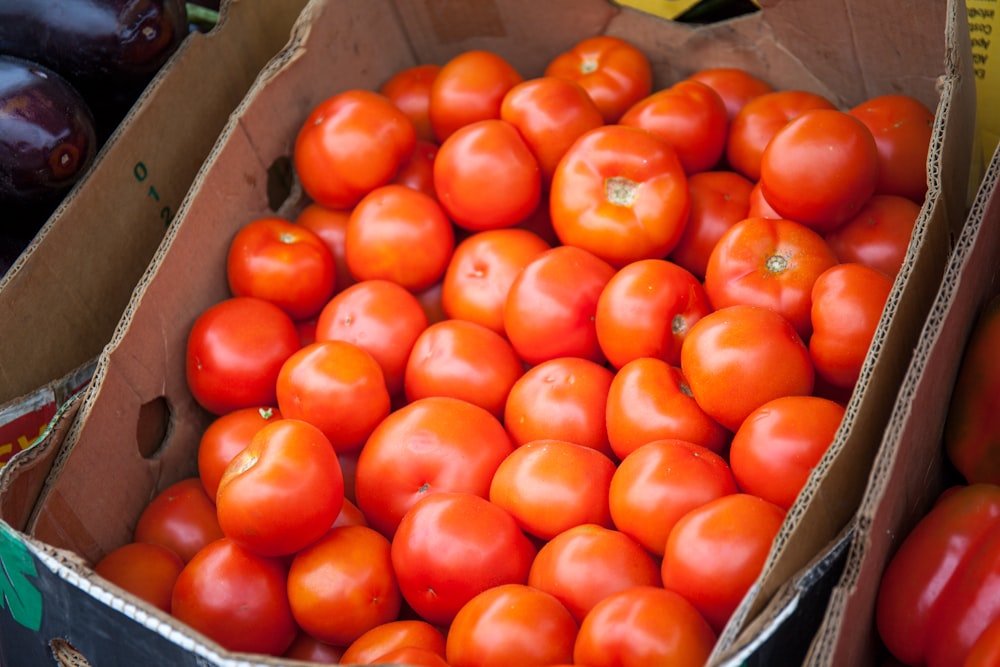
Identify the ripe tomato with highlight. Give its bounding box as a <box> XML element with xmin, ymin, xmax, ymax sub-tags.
<box><xmin>133</xmin><ymin>477</ymin><xmax>224</xmax><ymax>563</ymax></box>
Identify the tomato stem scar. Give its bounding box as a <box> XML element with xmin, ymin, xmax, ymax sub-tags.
<box><xmin>605</xmin><ymin>176</ymin><xmax>638</xmax><ymax>206</ymax></box>
<box><xmin>766</xmin><ymin>254</ymin><xmax>789</xmax><ymax>274</ymax></box>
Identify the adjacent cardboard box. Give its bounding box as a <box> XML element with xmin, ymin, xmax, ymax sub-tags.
<box><xmin>0</xmin><ymin>0</ymin><xmax>975</xmax><ymax>664</ymax></box>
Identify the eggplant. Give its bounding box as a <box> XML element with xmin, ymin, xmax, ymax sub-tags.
<box><xmin>0</xmin><ymin>0</ymin><xmax>188</xmax><ymax>139</ymax></box>
<box><xmin>0</xmin><ymin>55</ymin><xmax>97</xmax><ymax>235</ymax></box>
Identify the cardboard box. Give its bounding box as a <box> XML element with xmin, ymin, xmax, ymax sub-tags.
<box><xmin>0</xmin><ymin>0</ymin><xmax>311</xmax><ymax>470</ymax></box>
<box><xmin>0</xmin><ymin>0</ymin><xmax>975</xmax><ymax>664</ymax></box>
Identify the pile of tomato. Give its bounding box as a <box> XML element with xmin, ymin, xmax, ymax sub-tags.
<box><xmin>90</xmin><ymin>33</ymin><xmax>934</xmax><ymax>666</ymax></box>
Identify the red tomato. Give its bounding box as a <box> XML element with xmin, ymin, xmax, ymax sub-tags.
<box><xmin>287</xmin><ymin>525</ymin><xmax>401</xmax><ymax>647</ymax></box>
<box><xmin>376</xmin><ymin>647</ymin><xmax>451</xmax><ymax>667</ymax></box>
<box><xmin>574</xmin><ymin>586</ymin><xmax>717</xmax><ymax>667</ymax></box>
<box><xmin>198</xmin><ymin>406</ymin><xmax>281</xmax><ymax>501</ymax></box>
<box><xmin>345</xmin><ymin>184</ymin><xmax>455</xmax><ymax>291</ymax></box>
<box><xmin>355</xmin><ymin>396</ymin><xmax>515</xmax><ymax>538</ymax></box>
<box><xmin>171</xmin><ymin>538</ymin><xmax>298</xmax><ymax>656</ymax></box>
<box><xmin>390</xmin><ymin>491</ymin><xmax>537</xmax><ymax>626</ymax></box>
<box><xmin>528</xmin><ymin>523</ymin><xmax>661</xmax><ymax>624</ymax></box>
<box><xmin>549</xmin><ymin>124</ymin><xmax>690</xmax><ymax>268</ymax></box>
<box><xmin>215</xmin><ymin>419</ymin><xmax>344</xmax><ymax>557</ymax></box>
<box><xmin>226</xmin><ymin>216</ymin><xmax>336</xmax><ymax>321</ymax></box>
<box><xmin>446</xmin><ymin>583</ymin><xmax>579</xmax><ymax>667</ymax></box>
<box><xmin>669</xmin><ymin>169</ymin><xmax>754</xmax><ymax>279</ymax></box>
<box><xmin>315</xmin><ymin>278</ymin><xmax>429</xmax><ymax>397</ymax></box>
<box><xmin>760</xmin><ymin>108</ymin><xmax>880</xmax><ymax>233</ymax></box>
<box><xmin>849</xmin><ymin>93</ymin><xmax>934</xmax><ymax>203</ymax></box>
<box><xmin>823</xmin><ymin>193</ymin><xmax>921</xmax><ymax>280</ymax></box>
<box><xmin>489</xmin><ymin>438</ymin><xmax>616</xmax><ymax>540</ymax></box>
<box><xmin>379</xmin><ymin>63</ymin><xmax>441</xmax><ymax>143</ymax></box>
<box><xmin>93</xmin><ymin>542</ymin><xmax>185</xmax><ymax>613</ymax></box>
<box><xmin>391</xmin><ymin>139</ymin><xmax>439</xmax><ymax>200</ymax></box>
<box><xmin>503</xmin><ymin>244</ymin><xmax>616</xmax><ymax>365</ymax></box>
<box><xmin>433</xmin><ymin>118</ymin><xmax>541</xmax><ymax>231</ymax></box>
<box><xmin>503</xmin><ymin>356</ymin><xmax>615</xmax><ymax>456</ymax></box>
<box><xmin>619</xmin><ymin>79</ymin><xmax>729</xmax><ymax>174</ymax></box>
<box><xmin>609</xmin><ymin>438</ymin><xmax>738</xmax><ymax>556</ymax></box>
<box><xmin>595</xmin><ymin>258</ymin><xmax>712</xmax><ymax>369</ymax></box>
<box><xmin>441</xmin><ymin>227</ymin><xmax>551</xmax><ymax>335</ymax></box>
<box><xmin>185</xmin><ymin>296</ymin><xmax>301</xmax><ymax>416</ymax></box>
<box><xmin>333</xmin><ymin>498</ymin><xmax>368</xmax><ymax>529</ymax></box>
<box><xmin>282</xmin><ymin>632</ymin><xmax>345</xmax><ymax>664</ymax></box>
<box><xmin>728</xmin><ymin>395</ymin><xmax>845</xmax><ymax>510</ymax></box>
<box><xmin>340</xmin><ymin>619</ymin><xmax>447</xmax><ymax>665</ymax></box>
<box><xmin>809</xmin><ymin>262</ymin><xmax>893</xmax><ymax>390</ymax></box>
<box><xmin>605</xmin><ymin>357</ymin><xmax>730</xmax><ymax>458</ymax></box>
<box><xmin>294</xmin><ymin>203</ymin><xmax>357</xmax><ymax>294</ymax></box>
<box><xmin>294</xmin><ymin>89</ymin><xmax>416</xmax><ymax>209</ymax></box>
<box><xmin>661</xmin><ymin>493</ymin><xmax>786</xmax><ymax>633</ymax></box>
<box><xmin>415</xmin><ymin>280</ymin><xmax>447</xmax><ymax>325</ymax></box>
<box><xmin>966</xmin><ymin>615</ymin><xmax>1000</xmax><ymax>667</ymax></box>
<box><xmin>275</xmin><ymin>340</ymin><xmax>391</xmax><ymax>453</ymax></box>
<box><xmin>687</xmin><ymin>66</ymin><xmax>774</xmax><ymax>121</ymax></box>
<box><xmin>544</xmin><ymin>35</ymin><xmax>653</xmax><ymax>124</ymax></box>
<box><xmin>500</xmin><ymin>76</ymin><xmax>605</xmax><ymax>187</ymax></box>
<box><xmin>132</xmin><ymin>478</ymin><xmax>224</xmax><ymax>563</ymax></box>
<box><xmin>680</xmin><ymin>304</ymin><xmax>815</xmax><ymax>432</ymax></box>
<box><xmin>747</xmin><ymin>180</ymin><xmax>783</xmax><ymax>219</ymax></box>
<box><xmin>704</xmin><ymin>216</ymin><xmax>839</xmax><ymax>340</ymax></box>
<box><xmin>726</xmin><ymin>89</ymin><xmax>836</xmax><ymax>182</ymax></box>
<box><xmin>429</xmin><ymin>50</ymin><xmax>523</xmax><ymax>142</ymax></box>
<box><xmin>403</xmin><ymin>318</ymin><xmax>524</xmax><ymax>419</ymax></box>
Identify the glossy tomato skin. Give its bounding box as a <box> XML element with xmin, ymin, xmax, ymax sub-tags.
<box><xmin>215</xmin><ymin>419</ymin><xmax>344</xmax><ymax>557</ymax></box>
<box><xmin>549</xmin><ymin>124</ymin><xmax>691</xmax><ymax>268</ymax></box>
<box><xmin>392</xmin><ymin>139</ymin><xmax>440</xmax><ymax>200</ymax></box>
<box><xmin>133</xmin><ymin>477</ymin><xmax>224</xmax><ymax>564</ymax></box>
<box><xmin>823</xmin><ymin>194</ymin><xmax>921</xmax><ymax>280</ymax></box>
<box><xmin>390</xmin><ymin>491</ymin><xmax>537</xmax><ymax>627</ymax></box>
<box><xmin>282</xmin><ymin>632</ymin><xmax>345</xmax><ymax>664</ymax></box>
<box><xmin>429</xmin><ymin>49</ymin><xmax>523</xmax><ymax>143</ymax></box>
<box><xmin>198</xmin><ymin>406</ymin><xmax>281</xmax><ymax>501</ymax></box>
<box><xmin>294</xmin><ymin>89</ymin><xmax>416</xmax><ymax>210</ymax></box>
<box><xmin>93</xmin><ymin>542</ymin><xmax>185</xmax><ymax>613</ymax></box>
<box><xmin>686</xmin><ymin>66</ymin><xmax>774</xmax><ymax>121</ymax></box>
<box><xmin>295</xmin><ymin>203</ymin><xmax>357</xmax><ymax>295</ymax></box>
<box><xmin>185</xmin><ymin>297</ymin><xmax>302</xmax><ymax>416</ymax></box>
<box><xmin>379</xmin><ymin>63</ymin><xmax>441</xmax><ymax>143</ymax></box>
<box><xmin>966</xmin><ymin>615</ymin><xmax>1000</xmax><ymax>667</ymax></box>
<box><xmin>340</xmin><ymin>619</ymin><xmax>447</xmax><ymax>665</ymax></box>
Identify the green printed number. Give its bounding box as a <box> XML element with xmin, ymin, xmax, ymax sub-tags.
<box><xmin>0</xmin><ymin>521</ymin><xmax>42</xmax><ymax>631</ymax></box>
<box><xmin>134</xmin><ymin>161</ymin><xmax>175</xmax><ymax>226</ymax></box>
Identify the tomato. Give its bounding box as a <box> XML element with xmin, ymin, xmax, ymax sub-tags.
<box><xmin>669</xmin><ymin>169</ymin><xmax>754</xmax><ymax>279</ymax></box>
<box><xmin>500</xmin><ymin>76</ymin><xmax>604</xmax><ymax>187</ymax></box>
<box><xmin>503</xmin><ymin>356</ymin><xmax>615</xmax><ymax>456</ymax></box>
<box><xmin>966</xmin><ymin>615</ymin><xmax>1000</xmax><ymax>667</ymax></box>
<box><xmin>446</xmin><ymin>583</ymin><xmax>579</xmax><ymax>667</ymax></box>
<box><xmin>133</xmin><ymin>478</ymin><xmax>224</xmax><ymax>564</ymax></box>
<box><xmin>619</xmin><ymin>79</ymin><xmax>729</xmax><ymax>174</ymax></box>
<box><xmin>661</xmin><ymin>493</ymin><xmax>786</xmax><ymax>633</ymax></box>
<box><xmin>171</xmin><ymin>538</ymin><xmax>298</xmax><ymax>657</ymax></box>
<box><xmin>379</xmin><ymin>63</ymin><xmax>441</xmax><ymax>143</ymax></box>
<box><xmin>747</xmin><ymin>180</ymin><xmax>782</xmax><ymax>219</ymax></box>
<box><xmin>809</xmin><ymin>262</ymin><xmax>893</xmax><ymax>390</ymax></box>
<box><xmin>294</xmin><ymin>203</ymin><xmax>357</xmax><ymax>295</ymax></box>
<box><xmin>686</xmin><ymin>66</ymin><xmax>774</xmax><ymax>121</ymax></box>
<box><xmin>433</xmin><ymin>118</ymin><xmax>541</xmax><ymax>231</ymax></box>
<box><xmin>93</xmin><ymin>542</ymin><xmax>185</xmax><ymax>613</ymax></box>
<box><xmin>595</xmin><ymin>258</ymin><xmax>712</xmax><ymax>369</ymax></box>
<box><xmin>544</xmin><ymin>35</ymin><xmax>653</xmax><ymax>124</ymax></box>
<box><xmin>215</xmin><ymin>418</ymin><xmax>344</xmax><ymax>557</ymax></box>
<box><xmin>490</xmin><ymin>438</ymin><xmax>616</xmax><ymax>540</ymax></box>
<box><xmin>315</xmin><ymin>278</ymin><xmax>429</xmax><ymax>397</ymax></box>
<box><xmin>680</xmin><ymin>304</ymin><xmax>815</xmax><ymax>432</ymax></box>
<box><xmin>185</xmin><ymin>296</ymin><xmax>301</xmax><ymax>416</ymax></box>
<box><xmin>376</xmin><ymin>646</ymin><xmax>451</xmax><ymax>667</ymax></box>
<box><xmin>355</xmin><ymin>396</ymin><xmax>515</xmax><ymax>538</ymax></box>
<box><xmin>605</xmin><ymin>357</ymin><xmax>730</xmax><ymax>458</ymax></box>
<box><xmin>294</xmin><ymin>88</ymin><xmax>416</xmax><ymax>210</ymax></box>
<box><xmin>403</xmin><ymin>318</ymin><xmax>524</xmax><ymax>419</ymax></box>
<box><xmin>849</xmin><ymin>93</ymin><xmax>934</xmax><ymax>203</ymax></box>
<box><xmin>876</xmin><ymin>484</ymin><xmax>1000</xmax><ymax>667</ymax></box>
<box><xmin>760</xmin><ymin>108</ymin><xmax>880</xmax><ymax>233</ymax></box>
<box><xmin>390</xmin><ymin>491</ymin><xmax>537</xmax><ymax>626</ymax></box>
<box><xmin>340</xmin><ymin>619</ymin><xmax>447</xmax><ymax>665</ymax></box>
<box><xmin>287</xmin><ymin>525</ymin><xmax>401</xmax><ymax>647</ymax></box>
<box><xmin>344</xmin><ymin>184</ymin><xmax>454</xmax><ymax>292</ymax></box>
<box><xmin>726</xmin><ymin>89</ymin><xmax>836</xmax><ymax>182</ymax></box>
<box><xmin>704</xmin><ymin>216</ymin><xmax>839</xmax><ymax>340</ymax></box>
<box><xmin>573</xmin><ymin>586</ymin><xmax>717</xmax><ymax>667</ymax></box>
<box><xmin>226</xmin><ymin>216</ymin><xmax>336</xmax><ymax>321</ymax></box>
<box><xmin>198</xmin><ymin>406</ymin><xmax>281</xmax><ymax>501</ymax></box>
<box><xmin>728</xmin><ymin>395</ymin><xmax>845</xmax><ymax>510</ymax></box>
<box><xmin>282</xmin><ymin>631</ymin><xmax>345</xmax><ymax>664</ymax></box>
<box><xmin>441</xmin><ymin>227</ymin><xmax>551</xmax><ymax>335</ymax></box>
<box><xmin>503</xmin><ymin>244</ymin><xmax>616</xmax><ymax>365</ymax></box>
<box><xmin>944</xmin><ymin>294</ymin><xmax>1000</xmax><ymax>486</ymax></box>
<box><xmin>549</xmin><ymin>124</ymin><xmax>691</xmax><ymax>268</ymax></box>
<box><xmin>429</xmin><ymin>50</ymin><xmax>523</xmax><ymax>142</ymax></box>
<box><xmin>275</xmin><ymin>340</ymin><xmax>391</xmax><ymax>453</ymax></box>
<box><xmin>823</xmin><ymin>194</ymin><xmax>921</xmax><ymax>280</ymax></box>
<box><xmin>528</xmin><ymin>523</ymin><xmax>661</xmax><ymax>624</ymax></box>
<box><xmin>333</xmin><ymin>498</ymin><xmax>368</xmax><ymax>528</ymax></box>
<box><xmin>391</xmin><ymin>139</ymin><xmax>439</xmax><ymax>200</ymax></box>
<box><xmin>609</xmin><ymin>438</ymin><xmax>738</xmax><ymax>556</ymax></box>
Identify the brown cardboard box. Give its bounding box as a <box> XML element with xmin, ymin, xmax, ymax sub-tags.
<box><xmin>0</xmin><ymin>0</ymin><xmax>974</xmax><ymax>664</ymax></box>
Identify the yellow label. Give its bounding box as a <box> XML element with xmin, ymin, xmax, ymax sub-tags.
<box><xmin>614</xmin><ymin>0</ymin><xmax>761</xmax><ymax>21</ymax></box>
<box><xmin>967</xmin><ymin>0</ymin><xmax>1000</xmax><ymax>169</ymax></box>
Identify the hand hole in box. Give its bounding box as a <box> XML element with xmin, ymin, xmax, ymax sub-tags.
<box><xmin>49</xmin><ymin>638</ymin><xmax>91</xmax><ymax>666</ymax></box>
<box><xmin>267</xmin><ymin>155</ymin><xmax>295</xmax><ymax>212</ymax></box>
<box><xmin>137</xmin><ymin>397</ymin><xmax>170</xmax><ymax>460</ymax></box>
